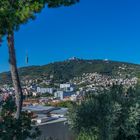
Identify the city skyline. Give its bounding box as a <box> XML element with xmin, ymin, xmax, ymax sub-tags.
<box><xmin>1</xmin><ymin>0</ymin><xmax>140</xmax><ymax>72</ymax></box>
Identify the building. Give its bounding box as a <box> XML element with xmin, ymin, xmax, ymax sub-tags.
<box><xmin>50</xmin><ymin>108</ymin><xmax>68</xmax><ymax>118</ymax></box>
<box><xmin>60</xmin><ymin>83</ymin><xmax>75</xmax><ymax>91</ymax></box>
<box><xmin>54</xmin><ymin>91</ymin><xmax>75</xmax><ymax>100</ymax></box>
<box><xmin>37</xmin><ymin>87</ymin><xmax>54</xmax><ymax>94</ymax></box>
<box><xmin>32</xmin><ymin>114</ymin><xmax>56</xmax><ymax>124</ymax></box>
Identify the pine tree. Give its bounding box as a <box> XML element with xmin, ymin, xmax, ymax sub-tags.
<box><xmin>0</xmin><ymin>0</ymin><xmax>79</xmax><ymax>119</ymax></box>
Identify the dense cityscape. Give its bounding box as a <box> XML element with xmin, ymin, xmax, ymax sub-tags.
<box><xmin>0</xmin><ymin>59</ymin><xmax>139</xmax><ymax>139</ymax></box>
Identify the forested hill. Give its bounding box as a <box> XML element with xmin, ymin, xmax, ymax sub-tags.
<box><xmin>1</xmin><ymin>59</ymin><xmax>140</xmax><ymax>84</ymax></box>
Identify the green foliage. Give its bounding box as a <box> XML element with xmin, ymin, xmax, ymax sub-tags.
<box><xmin>76</xmin><ymin>131</ymin><xmax>97</xmax><ymax>140</ymax></box>
<box><xmin>1</xmin><ymin>59</ymin><xmax>140</xmax><ymax>85</ymax></box>
<box><xmin>40</xmin><ymin>93</ymin><xmax>54</xmax><ymax>97</ymax></box>
<box><xmin>69</xmin><ymin>85</ymin><xmax>140</xmax><ymax>140</ymax></box>
<box><xmin>0</xmin><ymin>0</ymin><xmax>79</xmax><ymax>39</ymax></box>
<box><xmin>0</xmin><ymin>96</ymin><xmax>41</xmax><ymax>140</ymax></box>
<box><xmin>69</xmin><ymin>90</ymin><xmax>114</xmax><ymax>140</ymax></box>
<box><xmin>55</xmin><ymin>100</ymin><xmax>74</xmax><ymax>108</ymax></box>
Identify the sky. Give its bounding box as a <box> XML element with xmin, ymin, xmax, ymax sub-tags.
<box><xmin>1</xmin><ymin>0</ymin><xmax>140</xmax><ymax>72</ymax></box>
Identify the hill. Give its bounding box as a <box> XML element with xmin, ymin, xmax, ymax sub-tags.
<box><xmin>1</xmin><ymin>59</ymin><xmax>140</xmax><ymax>85</ymax></box>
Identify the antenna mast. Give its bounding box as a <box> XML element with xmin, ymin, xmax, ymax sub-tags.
<box><xmin>25</xmin><ymin>51</ymin><xmax>29</xmax><ymax>65</ymax></box>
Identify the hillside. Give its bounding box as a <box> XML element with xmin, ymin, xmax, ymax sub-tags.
<box><xmin>1</xmin><ymin>59</ymin><xmax>140</xmax><ymax>85</ymax></box>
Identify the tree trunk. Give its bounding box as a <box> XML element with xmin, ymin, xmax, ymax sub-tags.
<box><xmin>7</xmin><ymin>32</ymin><xmax>23</xmax><ymax>119</ymax></box>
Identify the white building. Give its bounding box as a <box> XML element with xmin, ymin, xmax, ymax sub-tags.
<box><xmin>60</xmin><ymin>84</ymin><xmax>74</xmax><ymax>91</ymax></box>
<box><xmin>54</xmin><ymin>91</ymin><xmax>75</xmax><ymax>100</ymax></box>
<box><xmin>37</xmin><ymin>87</ymin><xmax>54</xmax><ymax>94</ymax></box>
<box><xmin>70</xmin><ymin>94</ymin><xmax>77</xmax><ymax>101</ymax></box>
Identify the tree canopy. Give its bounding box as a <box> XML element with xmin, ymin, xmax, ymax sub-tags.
<box><xmin>0</xmin><ymin>0</ymin><xmax>79</xmax><ymax>41</ymax></box>
<box><xmin>69</xmin><ymin>85</ymin><xmax>140</xmax><ymax>140</ymax></box>
<box><xmin>0</xmin><ymin>96</ymin><xmax>40</xmax><ymax>140</ymax></box>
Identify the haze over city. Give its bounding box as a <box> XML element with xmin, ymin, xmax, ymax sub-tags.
<box><xmin>1</xmin><ymin>0</ymin><xmax>140</xmax><ymax>72</ymax></box>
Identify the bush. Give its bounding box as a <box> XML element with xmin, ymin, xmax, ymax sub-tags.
<box><xmin>0</xmin><ymin>96</ymin><xmax>41</xmax><ymax>140</ymax></box>
<box><xmin>69</xmin><ymin>85</ymin><xmax>140</xmax><ymax>140</ymax></box>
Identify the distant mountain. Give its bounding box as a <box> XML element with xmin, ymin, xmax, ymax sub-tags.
<box><xmin>1</xmin><ymin>59</ymin><xmax>140</xmax><ymax>85</ymax></box>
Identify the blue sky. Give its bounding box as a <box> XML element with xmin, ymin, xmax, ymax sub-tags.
<box><xmin>1</xmin><ymin>0</ymin><xmax>140</xmax><ymax>72</ymax></box>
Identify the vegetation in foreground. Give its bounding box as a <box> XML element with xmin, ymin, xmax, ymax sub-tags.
<box><xmin>69</xmin><ymin>85</ymin><xmax>140</xmax><ymax>140</ymax></box>
<box><xmin>0</xmin><ymin>96</ymin><xmax>40</xmax><ymax>140</ymax></box>
<box><xmin>0</xmin><ymin>0</ymin><xmax>79</xmax><ymax>132</ymax></box>
<box><xmin>1</xmin><ymin>85</ymin><xmax>140</xmax><ymax>140</ymax></box>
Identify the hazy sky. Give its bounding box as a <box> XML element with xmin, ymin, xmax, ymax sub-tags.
<box><xmin>1</xmin><ymin>0</ymin><xmax>140</xmax><ymax>72</ymax></box>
